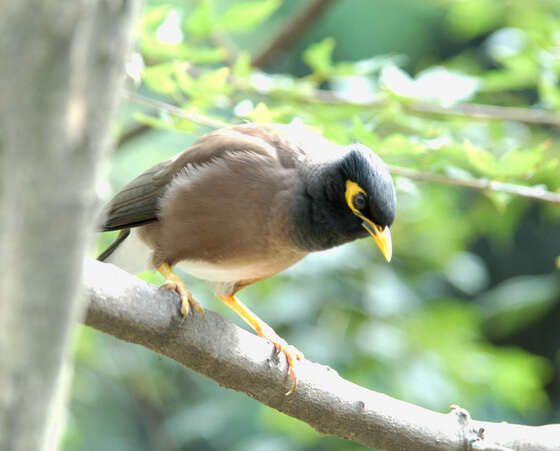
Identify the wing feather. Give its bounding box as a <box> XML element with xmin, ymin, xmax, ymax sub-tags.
<box><xmin>100</xmin><ymin>123</ymin><xmax>286</xmax><ymax>232</ymax></box>
<box><xmin>101</xmin><ymin>159</ymin><xmax>175</xmax><ymax>231</ymax></box>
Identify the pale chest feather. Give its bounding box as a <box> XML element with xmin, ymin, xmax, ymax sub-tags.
<box><xmin>176</xmin><ymin>250</ymin><xmax>305</xmax><ymax>296</ymax></box>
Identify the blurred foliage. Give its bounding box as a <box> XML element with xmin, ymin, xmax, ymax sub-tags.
<box><xmin>70</xmin><ymin>0</ymin><xmax>560</xmax><ymax>450</ymax></box>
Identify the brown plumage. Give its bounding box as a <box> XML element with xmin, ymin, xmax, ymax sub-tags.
<box><xmin>99</xmin><ymin>122</ymin><xmax>396</xmax><ymax>394</ymax></box>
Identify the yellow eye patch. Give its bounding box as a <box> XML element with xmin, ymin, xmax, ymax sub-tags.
<box><xmin>345</xmin><ymin>180</ymin><xmax>367</xmax><ymax>214</ymax></box>
<box><xmin>345</xmin><ymin>180</ymin><xmax>392</xmax><ymax>262</ymax></box>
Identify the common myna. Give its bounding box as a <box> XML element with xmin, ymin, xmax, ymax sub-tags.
<box><xmin>99</xmin><ymin>122</ymin><xmax>396</xmax><ymax>394</ymax></box>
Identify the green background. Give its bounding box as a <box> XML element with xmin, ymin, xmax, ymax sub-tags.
<box><xmin>66</xmin><ymin>0</ymin><xmax>560</xmax><ymax>449</ymax></box>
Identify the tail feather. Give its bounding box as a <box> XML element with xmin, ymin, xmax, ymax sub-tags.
<box><xmin>97</xmin><ymin>229</ymin><xmax>131</xmax><ymax>261</ymax></box>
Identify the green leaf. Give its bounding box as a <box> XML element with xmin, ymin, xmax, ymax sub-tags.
<box><xmin>446</xmin><ymin>0</ymin><xmax>502</xmax><ymax>39</ymax></box>
<box><xmin>172</xmin><ymin>66</ymin><xmax>232</xmax><ymax>108</ymax></box>
<box><xmin>233</xmin><ymin>51</ymin><xmax>252</xmax><ymax>79</ymax></box>
<box><xmin>481</xmin><ymin>55</ymin><xmax>538</xmax><ymax>92</ymax></box>
<box><xmin>484</xmin><ymin>191</ymin><xmax>512</xmax><ymax>212</ymax></box>
<box><xmin>464</xmin><ymin>141</ymin><xmax>498</xmax><ymax>177</ymax></box>
<box><xmin>246</xmin><ymin>102</ymin><xmax>290</xmax><ymax>123</ymax></box>
<box><xmin>218</xmin><ymin>0</ymin><xmax>281</xmax><ymax>33</ymax></box>
<box><xmin>140</xmin><ymin>21</ymin><xmax>226</xmax><ymax>63</ymax></box>
<box><xmin>302</xmin><ymin>38</ymin><xmax>336</xmax><ymax>79</ymax></box>
<box><xmin>496</xmin><ymin>144</ymin><xmax>548</xmax><ymax>178</ymax></box>
<box><xmin>539</xmin><ymin>72</ymin><xmax>560</xmax><ymax>109</ymax></box>
<box><xmin>142</xmin><ymin>64</ymin><xmax>177</xmax><ymax>96</ymax></box>
<box><xmin>184</xmin><ymin>0</ymin><xmax>215</xmax><ymax>37</ymax></box>
<box><xmin>351</xmin><ymin>116</ymin><xmax>380</xmax><ymax>149</ymax></box>
<box><xmin>172</xmin><ymin>62</ymin><xmax>195</xmax><ymax>95</ymax></box>
<box><xmin>140</xmin><ymin>6</ymin><xmax>172</xmax><ymax>32</ymax></box>
<box><xmin>198</xmin><ymin>67</ymin><xmax>231</xmax><ymax>94</ymax></box>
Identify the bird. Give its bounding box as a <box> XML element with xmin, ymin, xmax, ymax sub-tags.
<box><xmin>98</xmin><ymin>122</ymin><xmax>396</xmax><ymax>394</ymax></box>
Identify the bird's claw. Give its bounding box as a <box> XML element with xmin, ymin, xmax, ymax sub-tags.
<box><xmin>259</xmin><ymin>328</ymin><xmax>303</xmax><ymax>396</ymax></box>
<box><xmin>162</xmin><ymin>280</ymin><xmax>205</xmax><ymax>318</ymax></box>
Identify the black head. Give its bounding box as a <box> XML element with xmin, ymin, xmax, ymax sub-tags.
<box><xmin>292</xmin><ymin>144</ymin><xmax>396</xmax><ymax>258</ymax></box>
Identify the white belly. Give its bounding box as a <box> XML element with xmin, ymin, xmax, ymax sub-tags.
<box><xmin>176</xmin><ymin>259</ymin><xmax>263</xmax><ymax>283</ymax></box>
<box><xmin>176</xmin><ymin>258</ymin><xmax>281</xmax><ymax>297</ymax></box>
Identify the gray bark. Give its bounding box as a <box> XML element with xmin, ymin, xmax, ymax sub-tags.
<box><xmin>0</xmin><ymin>2</ymin><xmax>138</xmax><ymax>450</ymax></box>
<box><xmin>85</xmin><ymin>259</ymin><xmax>560</xmax><ymax>451</ymax></box>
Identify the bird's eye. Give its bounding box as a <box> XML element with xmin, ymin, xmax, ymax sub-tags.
<box><xmin>353</xmin><ymin>193</ymin><xmax>367</xmax><ymax>211</ymax></box>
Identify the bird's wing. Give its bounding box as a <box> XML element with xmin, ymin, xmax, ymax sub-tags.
<box><xmin>100</xmin><ymin>124</ymin><xmax>289</xmax><ymax>232</ymax></box>
<box><xmin>100</xmin><ymin>158</ymin><xmax>176</xmax><ymax>231</ymax></box>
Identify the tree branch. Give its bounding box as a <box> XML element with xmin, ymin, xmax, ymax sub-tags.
<box><xmin>122</xmin><ymin>91</ymin><xmax>229</xmax><ymax>129</ymax></box>
<box><xmin>84</xmin><ymin>259</ymin><xmax>560</xmax><ymax>451</ymax></box>
<box><xmin>116</xmin><ymin>0</ymin><xmax>336</xmax><ymax>146</ymax></box>
<box><xmin>389</xmin><ymin>166</ymin><xmax>560</xmax><ymax>205</ymax></box>
<box><xmin>162</xmin><ymin>63</ymin><xmax>560</xmax><ymax>127</ymax></box>
<box><xmin>406</xmin><ymin>101</ymin><xmax>560</xmax><ymax>127</ymax></box>
<box><xmin>124</xmin><ymin>91</ymin><xmax>560</xmax><ymax>205</ymax></box>
<box><xmin>117</xmin><ymin>123</ymin><xmax>151</xmax><ymax>148</ymax></box>
<box><xmin>253</xmin><ymin>0</ymin><xmax>337</xmax><ymax>68</ymax></box>
<box><xmin>311</xmin><ymin>90</ymin><xmax>560</xmax><ymax>127</ymax></box>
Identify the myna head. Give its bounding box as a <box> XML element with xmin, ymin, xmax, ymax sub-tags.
<box><xmin>293</xmin><ymin>144</ymin><xmax>396</xmax><ymax>260</ymax></box>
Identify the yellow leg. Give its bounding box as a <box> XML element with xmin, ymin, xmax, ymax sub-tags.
<box><xmin>157</xmin><ymin>263</ymin><xmax>204</xmax><ymax>317</ymax></box>
<box><xmin>219</xmin><ymin>295</ymin><xmax>303</xmax><ymax>395</ymax></box>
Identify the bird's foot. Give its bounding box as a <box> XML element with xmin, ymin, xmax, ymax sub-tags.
<box><xmin>218</xmin><ymin>295</ymin><xmax>303</xmax><ymax>395</ymax></box>
<box><xmin>161</xmin><ymin>280</ymin><xmax>204</xmax><ymax>317</ymax></box>
<box><xmin>158</xmin><ymin>263</ymin><xmax>205</xmax><ymax>317</ymax></box>
<box><xmin>257</xmin><ymin>324</ymin><xmax>304</xmax><ymax>396</ymax></box>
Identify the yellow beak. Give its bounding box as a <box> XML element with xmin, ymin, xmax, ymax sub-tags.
<box><xmin>344</xmin><ymin>181</ymin><xmax>392</xmax><ymax>262</ymax></box>
<box><xmin>361</xmin><ymin>219</ymin><xmax>392</xmax><ymax>262</ymax></box>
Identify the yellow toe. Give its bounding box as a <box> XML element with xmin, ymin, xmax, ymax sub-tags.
<box><xmin>158</xmin><ymin>263</ymin><xmax>204</xmax><ymax>318</ymax></box>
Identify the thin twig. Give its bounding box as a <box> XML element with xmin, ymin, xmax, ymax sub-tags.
<box><xmin>308</xmin><ymin>90</ymin><xmax>560</xmax><ymax>127</ymax></box>
<box><xmin>117</xmin><ymin>0</ymin><xmax>335</xmax><ymax>146</ymax></box>
<box><xmin>409</xmin><ymin>101</ymin><xmax>560</xmax><ymax>127</ymax></box>
<box><xmin>122</xmin><ymin>91</ymin><xmax>229</xmax><ymax>129</ymax></box>
<box><xmin>390</xmin><ymin>166</ymin><xmax>560</xmax><ymax>205</ymax></box>
<box><xmin>117</xmin><ymin>123</ymin><xmax>150</xmax><ymax>147</ymax></box>
<box><xmin>178</xmin><ymin>63</ymin><xmax>560</xmax><ymax>126</ymax></box>
<box><xmin>123</xmin><ymin>90</ymin><xmax>560</xmax><ymax>205</ymax></box>
<box><xmin>253</xmin><ymin>0</ymin><xmax>337</xmax><ymax>68</ymax></box>
<box><xmin>118</xmin><ymin>58</ymin><xmax>560</xmax><ymax>147</ymax></box>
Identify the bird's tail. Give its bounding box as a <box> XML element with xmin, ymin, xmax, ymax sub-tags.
<box><xmin>97</xmin><ymin>228</ymin><xmax>130</xmax><ymax>261</ymax></box>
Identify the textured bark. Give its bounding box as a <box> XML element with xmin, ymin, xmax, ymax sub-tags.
<box><xmin>85</xmin><ymin>259</ymin><xmax>560</xmax><ymax>451</ymax></box>
<box><xmin>0</xmin><ymin>1</ymin><xmax>138</xmax><ymax>450</ymax></box>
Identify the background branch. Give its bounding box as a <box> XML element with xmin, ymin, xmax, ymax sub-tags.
<box><xmin>117</xmin><ymin>123</ymin><xmax>151</xmax><ymax>148</ymax></box>
<box><xmin>125</xmin><ymin>91</ymin><xmax>560</xmax><ymax>205</ymax></box>
<box><xmin>407</xmin><ymin>100</ymin><xmax>560</xmax><ymax>127</ymax></box>
<box><xmin>84</xmin><ymin>259</ymin><xmax>560</xmax><ymax>451</ymax></box>
<box><xmin>253</xmin><ymin>0</ymin><xmax>337</xmax><ymax>68</ymax></box>
<box><xmin>117</xmin><ymin>0</ymin><xmax>334</xmax><ymax>147</ymax></box>
<box><xmin>123</xmin><ymin>91</ymin><xmax>229</xmax><ymax>129</ymax></box>
<box><xmin>311</xmin><ymin>90</ymin><xmax>560</xmax><ymax>127</ymax></box>
<box><xmin>389</xmin><ymin>166</ymin><xmax>560</xmax><ymax>205</ymax></box>
<box><xmin>154</xmin><ymin>63</ymin><xmax>560</xmax><ymax>127</ymax></box>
